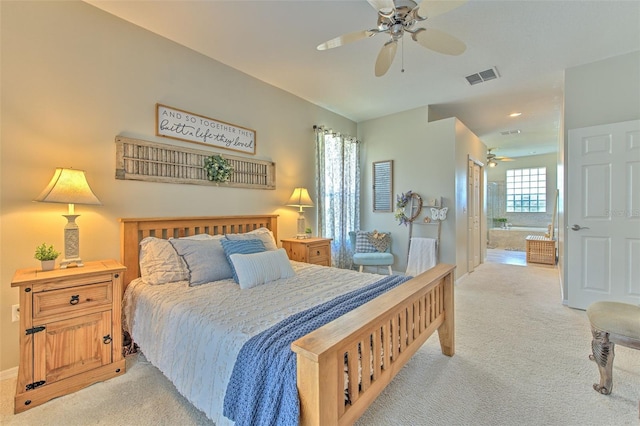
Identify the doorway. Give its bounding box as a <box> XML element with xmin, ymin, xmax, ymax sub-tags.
<box><xmin>486</xmin><ymin>181</ymin><xmax>526</xmax><ymax>266</ymax></box>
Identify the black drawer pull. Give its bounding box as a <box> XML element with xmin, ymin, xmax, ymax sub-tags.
<box><xmin>69</xmin><ymin>295</ymin><xmax>80</xmax><ymax>305</ymax></box>
<box><xmin>103</xmin><ymin>334</ymin><xmax>112</xmax><ymax>344</ymax></box>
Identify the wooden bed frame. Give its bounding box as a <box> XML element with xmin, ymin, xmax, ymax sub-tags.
<box><xmin>120</xmin><ymin>215</ymin><xmax>455</xmax><ymax>426</ymax></box>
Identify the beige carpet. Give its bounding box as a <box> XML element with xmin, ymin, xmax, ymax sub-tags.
<box><xmin>2</xmin><ymin>262</ymin><xmax>638</xmax><ymax>425</ymax></box>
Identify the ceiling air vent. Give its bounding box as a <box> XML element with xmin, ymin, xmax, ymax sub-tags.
<box><xmin>465</xmin><ymin>67</ymin><xmax>500</xmax><ymax>86</ymax></box>
<box><xmin>500</xmin><ymin>129</ymin><xmax>521</xmax><ymax>136</ymax></box>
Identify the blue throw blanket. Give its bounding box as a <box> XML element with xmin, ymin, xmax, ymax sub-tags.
<box><xmin>223</xmin><ymin>274</ymin><xmax>412</xmax><ymax>426</ymax></box>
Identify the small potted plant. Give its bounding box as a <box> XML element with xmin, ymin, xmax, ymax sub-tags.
<box><xmin>495</xmin><ymin>218</ymin><xmax>508</xmax><ymax>228</ymax></box>
<box><xmin>34</xmin><ymin>243</ymin><xmax>60</xmax><ymax>271</ymax></box>
<box><xmin>305</xmin><ymin>227</ymin><xmax>313</xmax><ymax>238</ymax></box>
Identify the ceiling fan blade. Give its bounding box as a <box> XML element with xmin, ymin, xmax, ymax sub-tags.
<box><xmin>375</xmin><ymin>40</ymin><xmax>397</xmax><ymax>77</ymax></box>
<box><xmin>412</xmin><ymin>28</ymin><xmax>466</xmax><ymax>55</ymax></box>
<box><xmin>317</xmin><ymin>30</ymin><xmax>376</xmax><ymax>50</ymax></box>
<box><xmin>367</xmin><ymin>0</ymin><xmax>395</xmax><ymax>14</ymax></box>
<box><xmin>416</xmin><ymin>0</ymin><xmax>467</xmax><ymax>20</ymax></box>
<box><xmin>496</xmin><ymin>157</ymin><xmax>516</xmax><ymax>162</ymax></box>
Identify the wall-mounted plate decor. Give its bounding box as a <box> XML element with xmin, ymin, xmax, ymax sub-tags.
<box><xmin>373</xmin><ymin>160</ymin><xmax>393</xmax><ymax>212</ymax></box>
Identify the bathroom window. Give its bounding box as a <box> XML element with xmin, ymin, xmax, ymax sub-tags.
<box><xmin>506</xmin><ymin>167</ymin><xmax>546</xmax><ymax>212</ymax></box>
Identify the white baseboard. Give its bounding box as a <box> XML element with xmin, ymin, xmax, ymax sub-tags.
<box><xmin>0</xmin><ymin>366</ymin><xmax>18</xmax><ymax>381</ymax></box>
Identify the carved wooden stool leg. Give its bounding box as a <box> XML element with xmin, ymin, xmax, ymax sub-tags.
<box><xmin>589</xmin><ymin>327</ymin><xmax>615</xmax><ymax>395</ymax></box>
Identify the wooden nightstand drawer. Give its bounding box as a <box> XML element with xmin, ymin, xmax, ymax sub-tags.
<box><xmin>307</xmin><ymin>243</ymin><xmax>330</xmax><ymax>263</ymax></box>
<box><xmin>33</xmin><ymin>281</ymin><xmax>113</xmax><ymax>320</ymax></box>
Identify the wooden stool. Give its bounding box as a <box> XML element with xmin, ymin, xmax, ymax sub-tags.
<box><xmin>586</xmin><ymin>301</ymin><xmax>640</xmax><ymax>395</ymax></box>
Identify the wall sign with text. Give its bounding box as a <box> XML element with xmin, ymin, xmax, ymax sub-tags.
<box><xmin>155</xmin><ymin>104</ymin><xmax>256</xmax><ymax>155</ymax></box>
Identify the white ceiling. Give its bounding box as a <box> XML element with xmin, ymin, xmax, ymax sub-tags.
<box><xmin>85</xmin><ymin>0</ymin><xmax>640</xmax><ymax>159</ymax></box>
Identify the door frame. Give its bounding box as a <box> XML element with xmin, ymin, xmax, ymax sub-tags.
<box><xmin>467</xmin><ymin>155</ymin><xmax>485</xmax><ymax>272</ymax></box>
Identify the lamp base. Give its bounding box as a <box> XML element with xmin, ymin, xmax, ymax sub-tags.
<box><xmin>296</xmin><ymin>213</ymin><xmax>306</xmax><ymax>239</ymax></box>
<box><xmin>61</xmin><ymin>214</ymin><xmax>83</xmax><ymax>268</ymax></box>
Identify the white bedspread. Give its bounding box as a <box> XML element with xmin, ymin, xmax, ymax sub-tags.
<box><xmin>123</xmin><ymin>261</ymin><xmax>382</xmax><ymax>425</ymax></box>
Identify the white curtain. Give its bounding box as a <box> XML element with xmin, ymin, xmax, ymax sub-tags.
<box><xmin>315</xmin><ymin>126</ymin><xmax>360</xmax><ymax>269</ymax></box>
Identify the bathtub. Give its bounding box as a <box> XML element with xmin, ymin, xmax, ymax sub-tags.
<box><xmin>488</xmin><ymin>227</ymin><xmax>548</xmax><ymax>251</ymax></box>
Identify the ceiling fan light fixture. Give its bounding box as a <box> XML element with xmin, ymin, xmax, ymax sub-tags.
<box><xmin>488</xmin><ymin>159</ymin><xmax>498</xmax><ymax>168</ymax></box>
<box><xmin>319</xmin><ymin>0</ymin><xmax>467</xmax><ymax>76</ymax></box>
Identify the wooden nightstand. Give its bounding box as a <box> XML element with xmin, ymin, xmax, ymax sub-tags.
<box><xmin>281</xmin><ymin>237</ymin><xmax>332</xmax><ymax>266</ymax></box>
<box><xmin>11</xmin><ymin>259</ymin><xmax>126</xmax><ymax>413</ymax></box>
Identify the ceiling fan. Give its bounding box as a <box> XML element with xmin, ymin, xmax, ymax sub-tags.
<box><xmin>487</xmin><ymin>148</ymin><xmax>515</xmax><ymax>168</ymax></box>
<box><xmin>316</xmin><ymin>0</ymin><xmax>467</xmax><ymax>77</ymax></box>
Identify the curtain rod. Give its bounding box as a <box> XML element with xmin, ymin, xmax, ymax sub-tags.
<box><xmin>313</xmin><ymin>125</ymin><xmax>360</xmax><ymax>143</ymax></box>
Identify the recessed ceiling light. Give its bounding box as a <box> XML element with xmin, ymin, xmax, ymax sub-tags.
<box><xmin>509</xmin><ymin>112</ymin><xmax>522</xmax><ymax>117</ymax></box>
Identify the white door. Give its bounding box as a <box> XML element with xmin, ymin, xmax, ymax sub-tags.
<box><xmin>567</xmin><ymin>120</ymin><xmax>640</xmax><ymax>309</ymax></box>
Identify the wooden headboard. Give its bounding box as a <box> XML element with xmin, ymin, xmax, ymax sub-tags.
<box><xmin>119</xmin><ymin>215</ymin><xmax>278</xmax><ymax>290</ymax></box>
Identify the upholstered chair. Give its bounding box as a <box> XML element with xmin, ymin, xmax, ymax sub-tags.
<box><xmin>348</xmin><ymin>230</ymin><xmax>394</xmax><ymax>275</ymax></box>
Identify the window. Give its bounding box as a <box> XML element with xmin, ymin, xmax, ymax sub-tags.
<box><xmin>506</xmin><ymin>167</ymin><xmax>546</xmax><ymax>212</ymax></box>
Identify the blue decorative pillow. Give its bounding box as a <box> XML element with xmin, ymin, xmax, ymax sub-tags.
<box><xmin>169</xmin><ymin>237</ymin><xmax>232</xmax><ymax>286</ymax></box>
<box><xmin>220</xmin><ymin>238</ymin><xmax>266</xmax><ymax>283</ymax></box>
<box><xmin>225</xmin><ymin>228</ymin><xmax>278</xmax><ymax>251</ymax></box>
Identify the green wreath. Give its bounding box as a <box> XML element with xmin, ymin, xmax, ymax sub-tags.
<box><xmin>203</xmin><ymin>154</ymin><xmax>234</xmax><ymax>183</ymax></box>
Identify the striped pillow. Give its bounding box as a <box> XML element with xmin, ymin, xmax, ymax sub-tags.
<box><xmin>220</xmin><ymin>238</ymin><xmax>266</xmax><ymax>283</ymax></box>
<box><xmin>229</xmin><ymin>249</ymin><xmax>295</xmax><ymax>289</ymax></box>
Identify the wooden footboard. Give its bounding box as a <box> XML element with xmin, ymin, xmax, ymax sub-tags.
<box><xmin>292</xmin><ymin>263</ymin><xmax>455</xmax><ymax>426</ymax></box>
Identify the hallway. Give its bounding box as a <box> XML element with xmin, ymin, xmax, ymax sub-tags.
<box><xmin>486</xmin><ymin>248</ymin><xmax>526</xmax><ymax>266</ymax></box>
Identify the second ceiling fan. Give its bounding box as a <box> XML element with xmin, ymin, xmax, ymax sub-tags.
<box><xmin>487</xmin><ymin>148</ymin><xmax>515</xmax><ymax>167</ymax></box>
<box><xmin>317</xmin><ymin>0</ymin><xmax>467</xmax><ymax>77</ymax></box>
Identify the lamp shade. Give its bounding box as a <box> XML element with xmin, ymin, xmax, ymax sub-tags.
<box><xmin>34</xmin><ymin>168</ymin><xmax>101</xmax><ymax>206</ymax></box>
<box><xmin>286</xmin><ymin>187</ymin><xmax>314</xmax><ymax>208</ymax></box>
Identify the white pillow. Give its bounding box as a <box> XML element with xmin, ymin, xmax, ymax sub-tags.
<box><xmin>229</xmin><ymin>248</ymin><xmax>295</xmax><ymax>290</ymax></box>
<box><xmin>225</xmin><ymin>227</ymin><xmax>278</xmax><ymax>251</ymax></box>
<box><xmin>139</xmin><ymin>237</ymin><xmax>187</xmax><ymax>285</ymax></box>
<box><xmin>139</xmin><ymin>234</ymin><xmax>219</xmax><ymax>285</ymax></box>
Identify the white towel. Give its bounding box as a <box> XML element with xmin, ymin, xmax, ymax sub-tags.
<box><xmin>406</xmin><ymin>237</ymin><xmax>437</xmax><ymax>277</ymax></box>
